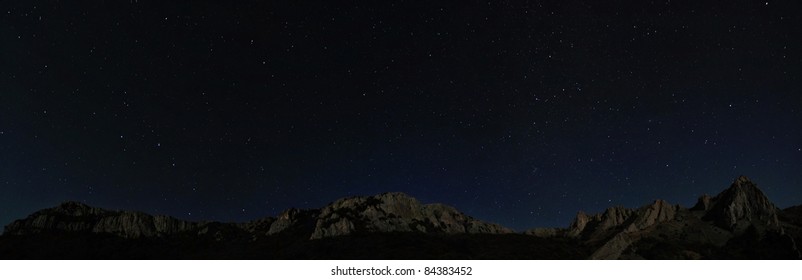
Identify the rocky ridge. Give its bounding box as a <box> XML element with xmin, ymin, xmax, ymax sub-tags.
<box><xmin>311</xmin><ymin>192</ymin><xmax>513</xmax><ymax>239</ymax></box>
<box><xmin>524</xmin><ymin>176</ymin><xmax>799</xmax><ymax>259</ymax></box>
<box><xmin>3</xmin><ymin>192</ymin><xmax>511</xmax><ymax>240</ymax></box>
<box><xmin>3</xmin><ymin>201</ymin><xmax>200</xmax><ymax>238</ymax></box>
<box><xmin>703</xmin><ymin>176</ymin><xmax>781</xmax><ymax>233</ymax></box>
<box><xmin>3</xmin><ymin>176</ymin><xmax>801</xmax><ymax>259</ymax></box>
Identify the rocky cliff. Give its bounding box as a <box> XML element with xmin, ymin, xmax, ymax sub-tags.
<box><xmin>524</xmin><ymin>175</ymin><xmax>800</xmax><ymax>259</ymax></box>
<box><xmin>311</xmin><ymin>192</ymin><xmax>513</xmax><ymax>239</ymax></box>
<box><xmin>4</xmin><ymin>201</ymin><xmax>200</xmax><ymax>238</ymax></box>
<box><xmin>703</xmin><ymin>176</ymin><xmax>781</xmax><ymax>233</ymax></box>
<box><xmin>3</xmin><ymin>176</ymin><xmax>800</xmax><ymax>259</ymax></box>
<box><xmin>3</xmin><ymin>192</ymin><xmax>511</xmax><ymax>241</ymax></box>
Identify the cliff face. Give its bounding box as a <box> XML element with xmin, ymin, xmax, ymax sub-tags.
<box><xmin>3</xmin><ymin>176</ymin><xmax>800</xmax><ymax>259</ymax></box>
<box><xmin>3</xmin><ymin>202</ymin><xmax>200</xmax><ymax>238</ymax></box>
<box><xmin>525</xmin><ymin>176</ymin><xmax>799</xmax><ymax>259</ymax></box>
<box><xmin>703</xmin><ymin>176</ymin><xmax>781</xmax><ymax>233</ymax></box>
<box><xmin>311</xmin><ymin>192</ymin><xmax>513</xmax><ymax>239</ymax></box>
<box><xmin>3</xmin><ymin>193</ymin><xmax>511</xmax><ymax>241</ymax></box>
<box><xmin>268</xmin><ymin>208</ymin><xmax>319</xmax><ymax>236</ymax></box>
<box><xmin>585</xmin><ymin>200</ymin><xmax>680</xmax><ymax>259</ymax></box>
<box><xmin>627</xmin><ymin>199</ymin><xmax>679</xmax><ymax>232</ymax></box>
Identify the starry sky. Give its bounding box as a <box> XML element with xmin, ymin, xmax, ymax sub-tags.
<box><xmin>2</xmin><ymin>1</ymin><xmax>801</xmax><ymax>231</ymax></box>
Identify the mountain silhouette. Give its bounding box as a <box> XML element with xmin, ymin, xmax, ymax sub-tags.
<box><xmin>1</xmin><ymin>176</ymin><xmax>800</xmax><ymax>259</ymax></box>
<box><xmin>524</xmin><ymin>176</ymin><xmax>799</xmax><ymax>259</ymax></box>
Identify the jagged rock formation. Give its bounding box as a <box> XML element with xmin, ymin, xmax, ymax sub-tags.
<box><xmin>4</xmin><ymin>201</ymin><xmax>200</xmax><ymax>238</ymax></box>
<box><xmin>311</xmin><ymin>192</ymin><xmax>513</xmax><ymax>239</ymax></box>
<box><xmin>586</xmin><ymin>200</ymin><xmax>680</xmax><ymax>259</ymax></box>
<box><xmin>267</xmin><ymin>208</ymin><xmax>320</xmax><ymax>237</ymax></box>
<box><xmin>692</xmin><ymin>194</ymin><xmax>713</xmax><ymax>211</ymax></box>
<box><xmin>3</xmin><ymin>176</ymin><xmax>801</xmax><ymax>259</ymax></box>
<box><xmin>525</xmin><ymin>176</ymin><xmax>800</xmax><ymax>259</ymax></box>
<box><xmin>524</xmin><ymin>199</ymin><xmax>681</xmax><ymax>259</ymax></box>
<box><xmin>3</xmin><ymin>192</ymin><xmax>511</xmax><ymax>241</ymax></box>
<box><xmin>566</xmin><ymin>211</ymin><xmax>591</xmax><ymax>237</ymax></box>
<box><xmin>703</xmin><ymin>176</ymin><xmax>781</xmax><ymax>234</ymax></box>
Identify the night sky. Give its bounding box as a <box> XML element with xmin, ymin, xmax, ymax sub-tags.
<box><xmin>2</xmin><ymin>1</ymin><xmax>801</xmax><ymax>231</ymax></box>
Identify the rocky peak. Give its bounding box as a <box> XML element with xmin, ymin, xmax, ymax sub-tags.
<box><xmin>5</xmin><ymin>192</ymin><xmax>513</xmax><ymax>240</ymax></box>
<box><xmin>46</xmin><ymin>201</ymin><xmax>107</xmax><ymax>216</ymax></box>
<box><xmin>277</xmin><ymin>208</ymin><xmax>303</xmax><ymax>220</ymax></box>
<box><xmin>598</xmin><ymin>206</ymin><xmax>634</xmax><ymax>230</ymax></box>
<box><xmin>704</xmin><ymin>176</ymin><xmax>780</xmax><ymax>233</ymax></box>
<box><xmin>310</xmin><ymin>192</ymin><xmax>512</xmax><ymax>239</ymax></box>
<box><xmin>54</xmin><ymin>201</ymin><xmax>89</xmax><ymax>211</ymax></box>
<box><xmin>4</xmin><ymin>202</ymin><xmax>200</xmax><ymax>238</ymax></box>
<box><xmin>567</xmin><ymin>211</ymin><xmax>592</xmax><ymax>237</ymax></box>
<box><xmin>268</xmin><ymin>208</ymin><xmax>318</xmax><ymax>235</ymax></box>
<box><xmin>627</xmin><ymin>199</ymin><xmax>678</xmax><ymax>232</ymax></box>
<box><xmin>692</xmin><ymin>194</ymin><xmax>713</xmax><ymax>211</ymax></box>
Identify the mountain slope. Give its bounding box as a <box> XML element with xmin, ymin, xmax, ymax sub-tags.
<box><xmin>525</xmin><ymin>176</ymin><xmax>801</xmax><ymax>259</ymax></box>
<box><xmin>3</xmin><ymin>192</ymin><xmax>511</xmax><ymax>241</ymax></box>
<box><xmin>2</xmin><ymin>176</ymin><xmax>801</xmax><ymax>259</ymax></box>
<box><xmin>312</xmin><ymin>192</ymin><xmax>513</xmax><ymax>239</ymax></box>
<box><xmin>3</xmin><ymin>201</ymin><xmax>201</xmax><ymax>238</ymax></box>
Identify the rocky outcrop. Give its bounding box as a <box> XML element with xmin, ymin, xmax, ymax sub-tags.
<box><xmin>596</xmin><ymin>206</ymin><xmax>634</xmax><ymax>233</ymax></box>
<box><xmin>564</xmin><ymin>206</ymin><xmax>635</xmax><ymax>239</ymax></box>
<box><xmin>310</xmin><ymin>192</ymin><xmax>513</xmax><ymax>239</ymax></box>
<box><xmin>567</xmin><ymin>211</ymin><xmax>592</xmax><ymax>237</ymax></box>
<box><xmin>692</xmin><ymin>194</ymin><xmax>713</xmax><ymax>211</ymax></box>
<box><xmin>3</xmin><ymin>202</ymin><xmax>200</xmax><ymax>238</ymax></box>
<box><xmin>94</xmin><ymin>212</ymin><xmax>198</xmax><ymax>238</ymax></box>
<box><xmin>703</xmin><ymin>176</ymin><xmax>781</xmax><ymax>233</ymax></box>
<box><xmin>4</xmin><ymin>177</ymin><xmax>800</xmax><ymax>259</ymax></box>
<box><xmin>4</xmin><ymin>193</ymin><xmax>512</xmax><ymax>241</ymax></box>
<box><xmin>582</xmin><ymin>200</ymin><xmax>679</xmax><ymax>259</ymax></box>
<box><xmin>523</xmin><ymin>176</ymin><xmax>799</xmax><ymax>259</ymax></box>
<box><xmin>268</xmin><ymin>208</ymin><xmax>319</xmax><ymax>235</ymax></box>
<box><xmin>626</xmin><ymin>199</ymin><xmax>678</xmax><ymax>232</ymax></box>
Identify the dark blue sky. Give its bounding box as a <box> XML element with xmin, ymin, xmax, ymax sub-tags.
<box><xmin>2</xmin><ymin>1</ymin><xmax>801</xmax><ymax>231</ymax></box>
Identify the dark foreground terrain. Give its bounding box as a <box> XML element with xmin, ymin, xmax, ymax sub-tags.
<box><xmin>0</xmin><ymin>232</ymin><xmax>589</xmax><ymax>260</ymax></box>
